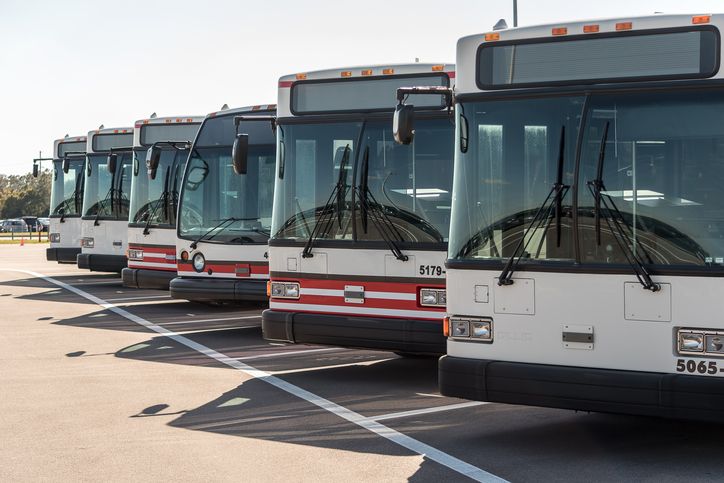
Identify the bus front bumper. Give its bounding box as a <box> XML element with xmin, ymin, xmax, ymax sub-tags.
<box><xmin>439</xmin><ymin>356</ymin><xmax>724</xmax><ymax>421</ymax></box>
<box><xmin>47</xmin><ymin>247</ymin><xmax>80</xmax><ymax>263</ymax></box>
<box><xmin>76</xmin><ymin>253</ymin><xmax>127</xmax><ymax>273</ymax></box>
<box><xmin>262</xmin><ymin>309</ymin><xmax>446</xmax><ymax>355</ymax></box>
<box><xmin>169</xmin><ymin>277</ymin><xmax>268</xmax><ymax>303</ymax></box>
<box><xmin>122</xmin><ymin>268</ymin><xmax>176</xmax><ymax>290</ymax></box>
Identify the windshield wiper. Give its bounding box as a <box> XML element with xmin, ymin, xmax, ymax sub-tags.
<box><xmin>356</xmin><ymin>146</ymin><xmax>408</xmax><ymax>261</ymax></box>
<box><xmin>189</xmin><ymin>217</ymin><xmax>241</xmax><ymax>249</ymax></box>
<box><xmin>93</xmin><ymin>186</ymin><xmax>116</xmax><ymax>226</ymax></box>
<box><xmin>301</xmin><ymin>145</ymin><xmax>351</xmax><ymax>258</ymax></box>
<box><xmin>587</xmin><ymin>122</ymin><xmax>660</xmax><ymax>292</ymax></box>
<box><xmin>143</xmin><ymin>166</ymin><xmax>171</xmax><ymax>235</ymax></box>
<box><xmin>499</xmin><ymin>126</ymin><xmax>569</xmax><ymax>286</ymax></box>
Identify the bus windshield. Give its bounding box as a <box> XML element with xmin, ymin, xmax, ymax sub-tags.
<box><xmin>129</xmin><ymin>147</ymin><xmax>188</xmax><ymax>226</ymax></box>
<box><xmin>271</xmin><ymin>117</ymin><xmax>454</xmax><ymax>245</ymax></box>
<box><xmin>50</xmin><ymin>156</ymin><xmax>85</xmax><ymax>217</ymax></box>
<box><xmin>449</xmin><ymin>88</ymin><xmax>724</xmax><ymax>269</ymax></box>
<box><xmin>82</xmin><ymin>152</ymin><xmax>132</xmax><ymax>219</ymax></box>
<box><xmin>178</xmin><ymin>115</ymin><xmax>276</xmax><ymax>244</ymax></box>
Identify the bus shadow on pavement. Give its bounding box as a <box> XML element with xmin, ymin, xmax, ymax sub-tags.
<box><xmin>0</xmin><ymin>274</ymin><xmax>121</xmax><ymax>305</ymax></box>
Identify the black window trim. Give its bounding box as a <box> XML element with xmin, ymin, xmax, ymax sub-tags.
<box><xmin>475</xmin><ymin>25</ymin><xmax>721</xmax><ymax>91</ymax></box>
<box><xmin>290</xmin><ymin>72</ymin><xmax>451</xmax><ymax>116</ymax></box>
<box><xmin>139</xmin><ymin>121</ymin><xmax>201</xmax><ymax>147</ymax></box>
<box><xmin>91</xmin><ymin>132</ymin><xmax>134</xmax><ymax>153</ymax></box>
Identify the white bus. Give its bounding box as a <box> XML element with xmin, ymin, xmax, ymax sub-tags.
<box><xmin>47</xmin><ymin>134</ymin><xmax>87</xmax><ymax>263</ymax></box>
<box><xmin>78</xmin><ymin>126</ymin><xmax>134</xmax><ymax>272</ymax></box>
<box><xmin>397</xmin><ymin>14</ymin><xmax>724</xmax><ymax>419</ymax></box>
<box><xmin>256</xmin><ymin>64</ymin><xmax>455</xmax><ymax>355</ymax></box>
<box><xmin>122</xmin><ymin>115</ymin><xmax>203</xmax><ymax>289</ymax></box>
<box><xmin>171</xmin><ymin>105</ymin><xmax>276</xmax><ymax>302</ymax></box>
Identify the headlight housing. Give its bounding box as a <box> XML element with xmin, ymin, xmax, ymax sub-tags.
<box><xmin>419</xmin><ymin>288</ymin><xmax>447</xmax><ymax>307</ymax></box>
<box><xmin>270</xmin><ymin>281</ymin><xmax>300</xmax><ymax>299</ymax></box>
<box><xmin>127</xmin><ymin>249</ymin><xmax>144</xmax><ymax>261</ymax></box>
<box><xmin>192</xmin><ymin>252</ymin><xmax>206</xmax><ymax>272</ymax></box>
<box><xmin>81</xmin><ymin>237</ymin><xmax>94</xmax><ymax>248</ymax></box>
<box><xmin>49</xmin><ymin>233</ymin><xmax>60</xmax><ymax>243</ymax></box>
<box><xmin>448</xmin><ymin>316</ymin><xmax>493</xmax><ymax>342</ymax></box>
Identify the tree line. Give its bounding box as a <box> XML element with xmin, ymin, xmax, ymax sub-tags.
<box><xmin>0</xmin><ymin>170</ymin><xmax>51</xmax><ymax>219</ymax></box>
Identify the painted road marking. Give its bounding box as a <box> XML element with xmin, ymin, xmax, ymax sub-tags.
<box><xmin>236</xmin><ymin>347</ymin><xmax>343</xmax><ymax>361</ymax></box>
<box><xmin>268</xmin><ymin>358</ymin><xmax>393</xmax><ymax>375</ymax></box>
<box><xmin>371</xmin><ymin>402</ymin><xmax>488</xmax><ymax>422</ymax></box>
<box><xmin>105</xmin><ymin>295</ymin><xmax>172</xmax><ymax>302</ymax></box>
<box><xmin>9</xmin><ymin>269</ymin><xmax>507</xmax><ymax>483</ymax></box>
<box><xmin>162</xmin><ymin>315</ymin><xmax>262</xmax><ymax>326</ymax></box>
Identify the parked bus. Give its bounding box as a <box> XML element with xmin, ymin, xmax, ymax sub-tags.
<box><xmin>47</xmin><ymin>134</ymin><xmax>87</xmax><ymax>263</ymax></box>
<box><xmin>122</xmin><ymin>115</ymin><xmax>203</xmax><ymax>289</ymax></box>
<box><xmin>78</xmin><ymin>126</ymin><xmax>133</xmax><ymax>272</ymax></box>
<box><xmin>396</xmin><ymin>14</ymin><xmax>724</xmax><ymax>420</ymax></box>
<box><xmin>254</xmin><ymin>64</ymin><xmax>455</xmax><ymax>355</ymax></box>
<box><xmin>171</xmin><ymin>105</ymin><xmax>276</xmax><ymax>302</ymax></box>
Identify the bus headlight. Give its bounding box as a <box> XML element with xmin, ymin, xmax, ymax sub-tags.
<box><xmin>127</xmin><ymin>249</ymin><xmax>143</xmax><ymax>260</ymax></box>
<box><xmin>420</xmin><ymin>288</ymin><xmax>447</xmax><ymax>307</ymax></box>
<box><xmin>192</xmin><ymin>252</ymin><xmax>206</xmax><ymax>272</ymax></box>
<box><xmin>81</xmin><ymin>237</ymin><xmax>94</xmax><ymax>248</ymax></box>
<box><xmin>270</xmin><ymin>281</ymin><xmax>300</xmax><ymax>299</ymax></box>
<box><xmin>449</xmin><ymin>317</ymin><xmax>493</xmax><ymax>342</ymax></box>
<box><xmin>49</xmin><ymin>233</ymin><xmax>60</xmax><ymax>243</ymax></box>
<box><xmin>678</xmin><ymin>331</ymin><xmax>704</xmax><ymax>352</ymax></box>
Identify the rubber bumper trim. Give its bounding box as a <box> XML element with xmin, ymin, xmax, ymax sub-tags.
<box><xmin>169</xmin><ymin>276</ymin><xmax>268</xmax><ymax>302</ymax></box>
<box><xmin>262</xmin><ymin>309</ymin><xmax>445</xmax><ymax>355</ymax></box>
<box><xmin>47</xmin><ymin>247</ymin><xmax>81</xmax><ymax>263</ymax></box>
<box><xmin>122</xmin><ymin>268</ymin><xmax>175</xmax><ymax>290</ymax></box>
<box><xmin>438</xmin><ymin>356</ymin><xmax>724</xmax><ymax>421</ymax></box>
<box><xmin>76</xmin><ymin>253</ymin><xmax>127</xmax><ymax>273</ymax></box>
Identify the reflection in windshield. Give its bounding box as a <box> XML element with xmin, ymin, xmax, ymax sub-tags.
<box><xmin>82</xmin><ymin>152</ymin><xmax>132</xmax><ymax>219</ymax></box>
<box><xmin>129</xmin><ymin>148</ymin><xmax>187</xmax><ymax>226</ymax></box>
<box><xmin>450</xmin><ymin>89</ymin><xmax>724</xmax><ymax>268</ymax></box>
<box><xmin>272</xmin><ymin>118</ymin><xmax>454</xmax><ymax>244</ymax></box>
<box><xmin>50</xmin><ymin>157</ymin><xmax>85</xmax><ymax>217</ymax></box>
<box><xmin>178</xmin><ymin>146</ymin><xmax>275</xmax><ymax>244</ymax></box>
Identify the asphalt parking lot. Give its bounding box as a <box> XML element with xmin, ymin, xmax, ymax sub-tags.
<box><xmin>2</xmin><ymin>244</ymin><xmax>723</xmax><ymax>482</ymax></box>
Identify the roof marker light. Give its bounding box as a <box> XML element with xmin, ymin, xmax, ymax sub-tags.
<box><xmin>583</xmin><ymin>24</ymin><xmax>600</xmax><ymax>33</ymax></box>
<box><xmin>361</xmin><ymin>69</ymin><xmax>373</xmax><ymax>76</ymax></box>
<box><xmin>616</xmin><ymin>22</ymin><xmax>633</xmax><ymax>31</ymax></box>
<box><xmin>143</xmin><ymin>120</ymin><xmax>149</xmax><ymax>124</ymax></box>
<box><xmin>484</xmin><ymin>32</ymin><xmax>500</xmax><ymax>41</ymax></box>
<box><xmin>432</xmin><ymin>65</ymin><xmax>444</xmax><ymax>71</ymax></box>
<box><xmin>693</xmin><ymin>15</ymin><xmax>711</xmax><ymax>24</ymax></box>
<box><xmin>382</xmin><ymin>68</ymin><xmax>394</xmax><ymax>75</ymax></box>
<box><xmin>295</xmin><ymin>73</ymin><xmax>307</xmax><ymax>80</ymax></box>
<box><xmin>552</xmin><ymin>27</ymin><xmax>567</xmax><ymax>36</ymax></box>
<box><xmin>268</xmin><ymin>104</ymin><xmax>277</xmax><ymax>109</ymax></box>
<box><xmin>251</xmin><ymin>105</ymin><xmax>261</xmax><ymax>111</ymax></box>
<box><xmin>341</xmin><ymin>70</ymin><xmax>352</xmax><ymax>77</ymax></box>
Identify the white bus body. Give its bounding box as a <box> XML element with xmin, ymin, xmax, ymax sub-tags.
<box><xmin>122</xmin><ymin>115</ymin><xmax>203</xmax><ymax>289</ymax></box>
<box><xmin>47</xmin><ymin>135</ymin><xmax>87</xmax><ymax>263</ymax></box>
<box><xmin>78</xmin><ymin>126</ymin><xmax>134</xmax><ymax>272</ymax></box>
<box><xmin>262</xmin><ymin>64</ymin><xmax>455</xmax><ymax>354</ymax></box>
<box><xmin>170</xmin><ymin>105</ymin><xmax>276</xmax><ymax>302</ymax></box>
<box><xmin>438</xmin><ymin>14</ymin><xmax>724</xmax><ymax>420</ymax></box>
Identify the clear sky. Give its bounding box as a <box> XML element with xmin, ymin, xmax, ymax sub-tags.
<box><xmin>1</xmin><ymin>0</ymin><xmax>722</xmax><ymax>175</ymax></box>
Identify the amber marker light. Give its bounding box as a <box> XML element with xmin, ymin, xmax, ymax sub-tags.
<box><xmin>431</xmin><ymin>65</ymin><xmax>445</xmax><ymax>71</ymax></box>
<box><xmin>266</xmin><ymin>281</ymin><xmax>272</xmax><ymax>297</ymax></box>
<box><xmin>341</xmin><ymin>71</ymin><xmax>352</xmax><ymax>77</ymax></box>
<box><xmin>693</xmin><ymin>15</ymin><xmax>711</xmax><ymax>24</ymax></box>
<box><xmin>484</xmin><ymin>32</ymin><xmax>500</xmax><ymax>41</ymax></box>
<box><xmin>443</xmin><ymin>316</ymin><xmax>451</xmax><ymax>337</ymax></box>
<box><xmin>583</xmin><ymin>24</ymin><xmax>600</xmax><ymax>33</ymax></box>
<box><xmin>616</xmin><ymin>22</ymin><xmax>633</xmax><ymax>31</ymax></box>
<box><xmin>295</xmin><ymin>73</ymin><xmax>307</xmax><ymax>80</ymax></box>
<box><xmin>361</xmin><ymin>69</ymin><xmax>373</xmax><ymax>76</ymax></box>
<box><xmin>552</xmin><ymin>27</ymin><xmax>568</xmax><ymax>36</ymax></box>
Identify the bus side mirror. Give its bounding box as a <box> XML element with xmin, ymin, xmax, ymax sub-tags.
<box><xmin>393</xmin><ymin>104</ymin><xmax>415</xmax><ymax>145</ymax></box>
<box><xmin>62</xmin><ymin>157</ymin><xmax>70</xmax><ymax>174</ymax></box>
<box><xmin>232</xmin><ymin>134</ymin><xmax>249</xmax><ymax>175</ymax></box>
<box><xmin>459</xmin><ymin>113</ymin><xmax>469</xmax><ymax>154</ymax></box>
<box><xmin>146</xmin><ymin>146</ymin><xmax>162</xmax><ymax>180</ymax></box>
<box><xmin>32</xmin><ymin>163</ymin><xmax>39</xmax><ymax>178</ymax></box>
<box><xmin>278</xmin><ymin>140</ymin><xmax>285</xmax><ymax>179</ymax></box>
<box><xmin>107</xmin><ymin>153</ymin><xmax>118</xmax><ymax>174</ymax></box>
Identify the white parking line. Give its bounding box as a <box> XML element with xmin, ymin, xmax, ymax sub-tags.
<box><xmin>371</xmin><ymin>402</ymin><xmax>488</xmax><ymax>422</ymax></box>
<box><xmin>105</xmin><ymin>295</ymin><xmax>172</xmax><ymax>302</ymax></box>
<box><xmin>10</xmin><ymin>269</ymin><xmax>507</xmax><ymax>483</ymax></box>
<box><xmin>161</xmin><ymin>315</ymin><xmax>262</xmax><ymax>326</ymax></box>
<box><xmin>236</xmin><ymin>347</ymin><xmax>343</xmax><ymax>361</ymax></box>
<box><xmin>268</xmin><ymin>358</ymin><xmax>393</xmax><ymax>375</ymax></box>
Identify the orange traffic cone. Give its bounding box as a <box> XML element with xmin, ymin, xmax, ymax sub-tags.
<box><xmin>20</xmin><ymin>238</ymin><xmax>24</xmax><ymax>246</ymax></box>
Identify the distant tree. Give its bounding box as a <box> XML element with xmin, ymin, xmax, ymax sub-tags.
<box><xmin>0</xmin><ymin>170</ymin><xmax>51</xmax><ymax>218</ymax></box>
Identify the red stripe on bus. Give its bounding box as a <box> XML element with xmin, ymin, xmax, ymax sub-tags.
<box><xmin>270</xmin><ymin>277</ymin><xmax>444</xmax><ymax>293</ymax></box>
<box><xmin>271</xmin><ymin>304</ymin><xmax>444</xmax><ymax>321</ymax></box>
<box><xmin>447</xmin><ymin>71</ymin><xmax>456</xmax><ymax>78</ymax></box>
<box><xmin>278</xmin><ymin>81</ymin><xmax>294</xmax><ymax>88</ymax></box>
